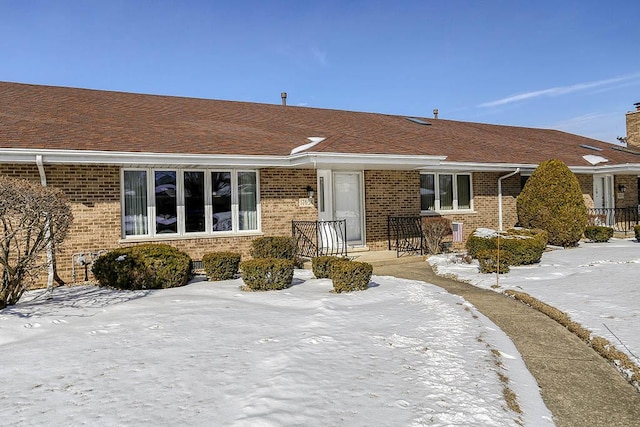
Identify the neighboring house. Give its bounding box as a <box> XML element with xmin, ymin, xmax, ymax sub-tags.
<box><xmin>1</xmin><ymin>81</ymin><xmax>640</xmax><ymax>284</ymax></box>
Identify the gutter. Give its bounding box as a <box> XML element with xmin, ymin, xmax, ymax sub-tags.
<box><xmin>36</xmin><ymin>155</ymin><xmax>55</xmax><ymax>296</ymax></box>
<box><xmin>498</xmin><ymin>168</ymin><xmax>520</xmax><ymax>231</ymax></box>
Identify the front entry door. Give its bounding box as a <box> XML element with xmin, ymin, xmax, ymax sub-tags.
<box><xmin>333</xmin><ymin>172</ymin><xmax>363</xmax><ymax>245</ymax></box>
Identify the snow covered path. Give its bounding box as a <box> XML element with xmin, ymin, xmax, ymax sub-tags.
<box><xmin>0</xmin><ymin>271</ymin><xmax>553</xmax><ymax>426</ymax></box>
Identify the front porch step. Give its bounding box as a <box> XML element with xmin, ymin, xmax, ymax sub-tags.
<box><xmin>301</xmin><ymin>250</ymin><xmax>427</xmax><ymax>270</ymax></box>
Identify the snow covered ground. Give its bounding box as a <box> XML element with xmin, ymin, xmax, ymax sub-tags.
<box><xmin>430</xmin><ymin>238</ymin><xmax>640</xmax><ymax>375</ymax></box>
<box><xmin>0</xmin><ymin>270</ymin><xmax>553</xmax><ymax>426</ymax></box>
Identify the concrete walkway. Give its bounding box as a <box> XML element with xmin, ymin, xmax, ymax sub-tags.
<box><xmin>372</xmin><ymin>258</ymin><xmax>640</xmax><ymax>427</ymax></box>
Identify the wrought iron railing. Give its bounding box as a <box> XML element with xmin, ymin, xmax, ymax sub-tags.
<box><xmin>387</xmin><ymin>216</ymin><xmax>424</xmax><ymax>257</ymax></box>
<box><xmin>292</xmin><ymin>220</ymin><xmax>348</xmax><ymax>258</ymax></box>
<box><xmin>587</xmin><ymin>207</ymin><xmax>639</xmax><ymax>234</ymax></box>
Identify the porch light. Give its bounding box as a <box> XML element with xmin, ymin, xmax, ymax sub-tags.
<box><xmin>618</xmin><ymin>184</ymin><xmax>626</xmax><ymax>193</ymax></box>
<box><xmin>306</xmin><ymin>185</ymin><xmax>315</xmax><ymax>199</ymax></box>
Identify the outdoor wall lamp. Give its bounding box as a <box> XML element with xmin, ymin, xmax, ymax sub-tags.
<box><xmin>618</xmin><ymin>184</ymin><xmax>626</xmax><ymax>193</ymax></box>
<box><xmin>306</xmin><ymin>185</ymin><xmax>315</xmax><ymax>199</ymax></box>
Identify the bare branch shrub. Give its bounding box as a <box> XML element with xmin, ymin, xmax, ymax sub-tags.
<box><xmin>0</xmin><ymin>175</ymin><xmax>73</xmax><ymax>308</ymax></box>
<box><xmin>422</xmin><ymin>217</ymin><xmax>452</xmax><ymax>255</ymax></box>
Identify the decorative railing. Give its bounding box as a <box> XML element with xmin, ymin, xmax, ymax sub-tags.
<box><xmin>387</xmin><ymin>216</ymin><xmax>424</xmax><ymax>257</ymax></box>
<box><xmin>587</xmin><ymin>207</ymin><xmax>639</xmax><ymax>234</ymax></box>
<box><xmin>292</xmin><ymin>220</ymin><xmax>348</xmax><ymax>258</ymax></box>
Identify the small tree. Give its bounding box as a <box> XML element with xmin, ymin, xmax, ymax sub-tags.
<box><xmin>0</xmin><ymin>176</ymin><xmax>73</xmax><ymax>308</ymax></box>
<box><xmin>422</xmin><ymin>217</ymin><xmax>453</xmax><ymax>254</ymax></box>
<box><xmin>516</xmin><ymin>159</ymin><xmax>587</xmax><ymax>247</ymax></box>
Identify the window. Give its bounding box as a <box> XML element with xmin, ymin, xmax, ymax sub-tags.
<box><xmin>420</xmin><ymin>173</ymin><xmax>473</xmax><ymax>212</ymax></box>
<box><xmin>122</xmin><ymin>168</ymin><xmax>260</xmax><ymax>238</ymax></box>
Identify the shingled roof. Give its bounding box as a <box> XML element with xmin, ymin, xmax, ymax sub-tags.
<box><xmin>2</xmin><ymin>81</ymin><xmax>639</xmax><ymax>170</ymax></box>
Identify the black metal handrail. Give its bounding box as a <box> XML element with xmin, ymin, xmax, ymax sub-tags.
<box><xmin>587</xmin><ymin>207</ymin><xmax>639</xmax><ymax>234</ymax></box>
<box><xmin>387</xmin><ymin>216</ymin><xmax>424</xmax><ymax>257</ymax></box>
<box><xmin>292</xmin><ymin>220</ymin><xmax>348</xmax><ymax>258</ymax></box>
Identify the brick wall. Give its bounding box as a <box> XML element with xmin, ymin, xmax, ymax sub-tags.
<box><xmin>626</xmin><ymin>109</ymin><xmax>640</xmax><ymax>148</ymax></box>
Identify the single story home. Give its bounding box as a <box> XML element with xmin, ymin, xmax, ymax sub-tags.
<box><xmin>1</xmin><ymin>81</ymin><xmax>640</xmax><ymax>284</ymax></box>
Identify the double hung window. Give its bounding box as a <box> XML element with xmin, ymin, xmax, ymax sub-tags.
<box><xmin>420</xmin><ymin>173</ymin><xmax>472</xmax><ymax>212</ymax></box>
<box><xmin>122</xmin><ymin>168</ymin><xmax>259</xmax><ymax>238</ymax></box>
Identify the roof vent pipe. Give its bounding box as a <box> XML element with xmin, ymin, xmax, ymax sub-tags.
<box><xmin>433</xmin><ymin>109</ymin><xmax>439</xmax><ymax>119</ymax></box>
<box><xmin>281</xmin><ymin>92</ymin><xmax>287</xmax><ymax>106</ymax></box>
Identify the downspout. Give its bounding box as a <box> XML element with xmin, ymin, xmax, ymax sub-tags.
<box><xmin>36</xmin><ymin>155</ymin><xmax>54</xmax><ymax>297</ymax></box>
<box><xmin>497</xmin><ymin>168</ymin><xmax>520</xmax><ymax>231</ymax></box>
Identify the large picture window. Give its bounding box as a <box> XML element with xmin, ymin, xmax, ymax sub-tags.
<box><xmin>122</xmin><ymin>168</ymin><xmax>260</xmax><ymax>238</ymax></box>
<box><xmin>420</xmin><ymin>173</ymin><xmax>473</xmax><ymax>212</ymax></box>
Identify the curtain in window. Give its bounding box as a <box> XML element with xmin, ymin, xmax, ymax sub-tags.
<box><xmin>155</xmin><ymin>171</ymin><xmax>178</xmax><ymax>234</ymax></box>
<box><xmin>212</xmin><ymin>172</ymin><xmax>232</xmax><ymax>231</ymax></box>
<box><xmin>420</xmin><ymin>174</ymin><xmax>435</xmax><ymax>211</ymax></box>
<box><xmin>238</xmin><ymin>171</ymin><xmax>258</xmax><ymax>231</ymax></box>
<box><xmin>184</xmin><ymin>171</ymin><xmax>205</xmax><ymax>233</ymax></box>
<box><xmin>123</xmin><ymin>170</ymin><xmax>148</xmax><ymax>236</ymax></box>
<box><xmin>457</xmin><ymin>175</ymin><xmax>471</xmax><ymax>209</ymax></box>
<box><xmin>439</xmin><ymin>174</ymin><xmax>453</xmax><ymax>210</ymax></box>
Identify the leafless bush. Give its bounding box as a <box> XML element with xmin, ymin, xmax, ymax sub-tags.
<box><xmin>422</xmin><ymin>217</ymin><xmax>453</xmax><ymax>255</ymax></box>
<box><xmin>0</xmin><ymin>175</ymin><xmax>73</xmax><ymax>308</ymax></box>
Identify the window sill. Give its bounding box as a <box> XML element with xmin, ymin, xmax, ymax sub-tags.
<box><xmin>421</xmin><ymin>210</ymin><xmax>476</xmax><ymax>216</ymax></box>
<box><xmin>120</xmin><ymin>230</ymin><xmax>264</xmax><ymax>243</ymax></box>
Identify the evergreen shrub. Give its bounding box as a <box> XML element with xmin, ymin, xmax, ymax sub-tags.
<box><xmin>516</xmin><ymin>159</ymin><xmax>587</xmax><ymax>247</ymax></box>
<box><xmin>250</xmin><ymin>236</ymin><xmax>297</xmax><ymax>260</ymax></box>
<box><xmin>240</xmin><ymin>258</ymin><xmax>294</xmax><ymax>291</ymax></box>
<box><xmin>466</xmin><ymin>228</ymin><xmax>547</xmax><ymax>265</ymax></box>
<box><xmin>92</xmin><ymin>244</ymin><xmax>192</xmax><ymax>290</ymax></box>
<box><xmin>330</xmin><ymin>260</ymin><xmax>373</xmax><ymax>293</ymax></box>
<box><xmin>202</xmin><ymin>251</ymin><xmax>241</xmax><ymax>280</ymax></box>
<box><xmin>583</xmin><ymin>226</ymin><xmax>614</xmax><ymax>243</ymax></box>
<box><xmin>477</xmin><ymin>249</ymin><xmax>512</xmax><ymax>274</ymax></box>
<box><xmin>312</xmin><ymin>255</ymin><xmax>344</xmax><ymax>279</ymax></box>
<box><xmin>634</xmin><ymin>225</ymin><xmax>640</xmax><ymax>242</ymax></box>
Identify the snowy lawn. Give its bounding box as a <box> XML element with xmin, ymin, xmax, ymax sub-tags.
<box><xmin>430</xmin><ymin>238</ymin><xmax>640</xmax><ymax>376</ymax></box>
<box><xmin>0</xmin><ymin>271</ymin><xmax>553</xmax><ymax>426</ymax></box>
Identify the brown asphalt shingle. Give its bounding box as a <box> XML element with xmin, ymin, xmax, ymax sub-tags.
<box><xmin>1</xmin><ymin>81</ymin><xmax>638</xmax><ymax>167</ymax></box>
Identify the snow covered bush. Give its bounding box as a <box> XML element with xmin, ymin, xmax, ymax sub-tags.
<box><xmin>477</xmin><ymin>249</ymin><xmax>512</xmax><ymax>274</ymax></box>
<box><xmin>0</xmin><ymin>175</ymin><xmax>73</xmax><ymax>309</ymax></box>
<box><xmin>240</xmin><ymin>258</ymin><xmax>294</xmax><ymax>291</ymax></box>
<box><xmin>516</xmin><ymin>159</ymin><xmax>587</xmax><ymax>247</ymax></box>
<box><xmin>250</xmin><ymin>236</ymin><xmax>297</xmax><ymax>261</ymax></box>
<box><xmin>202</xmin><ymin>251</ymin><xmax>241</xmax><ymax>281</ymax></box>
<box><xmin>330</xmin><ymin>260</ymin><xmax>373</xmax><ymax>293</ymax></box>
<box><xmin>466</xmin><ymin>228</ymin><xmax>547</xmax><ymax>266</ymax></box>
<box><xmin>311</xmin><ymin>255</ymin><xmax>345</xmax><ymax>279</ymax></box>
<box><xmin>583</xmin><ymin>226</ymin><xmax>613</xmax><ymax>243</ymax></box>
<box><xmin>92</xmin><ymin>244</ymin><xmax>192</xmax><ymax>290</ymax></box>
<box><xmin>422</xmin><ymin>217</ymin><xmax>453</xmax><ymax>254</ymax></box>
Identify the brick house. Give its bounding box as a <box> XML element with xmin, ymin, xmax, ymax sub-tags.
<box><xmin>2</xmin><ymin>81</ymin><xmax>640</xmax><ymax>284</ymax></box>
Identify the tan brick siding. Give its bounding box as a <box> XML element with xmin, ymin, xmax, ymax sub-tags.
<box><xmin>626</xmin><ymin>110</ymin><xmax>640</xmax><ymax>148</ymax></box>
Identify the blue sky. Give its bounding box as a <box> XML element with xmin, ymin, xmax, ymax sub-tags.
<box><xmin>1</xmin><ymin>1</ymin><xmax>639</xmax><ymax>144</ymax></box>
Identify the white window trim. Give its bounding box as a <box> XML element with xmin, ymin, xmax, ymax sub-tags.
<box><xmin>121</xmin><ymin>168</ymin><xmax>261</xmax><ymax>239</ymax></box>
<box><xmin>420</xmin><ymin>172</ymin><xmax>474</xmax><ymax>213</ymax></box>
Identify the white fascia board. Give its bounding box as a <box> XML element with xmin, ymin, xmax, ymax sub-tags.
<box><xmin>0</xmin><ymin>148</ymin><xmax>292</xmax><ymax>168</ymax></box>
<box><xmin>289</xmin><ymin>152</ymin><xmax>447</xmax><ymax>169</ymax></box>
<box><xmin>426</xmin><ymin>161</ymin><xmax>538</xmax><ymax>173</ymax></box>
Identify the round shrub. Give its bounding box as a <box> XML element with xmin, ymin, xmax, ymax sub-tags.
<box><xmin>240</xmin><ymin>258</ymin><xmax>294</xmax><ymax>291</ymax></box>
<box><xmin>330</xmin><ymin>260</ymin><xmax>373</xmax><ymax>293</ymax></box>
<box><xmin>312</xmin><ymin>255</ymin><xmax>345</xmax><ymax>279</ymax></box>
<box><xmin>92</xmin><ymin>244</ymin><xmax>192</xmax><ymax>290</ymax></box>
<box><xmin>250</xmin><ymin>236</ymin><xmax>297</xmax><ymax>260</ymax></box>
<box><xmin>516</xmin><ymin>159</ymin><xmax>587</xmax><ymax>247</ymax></box>
<box><xmin>584</xmin><ymin>226</ymin><xmax>614</xmax><ymax>243</ymax></box>
<box><xmin>202</xmin><ymin>251</ymin><xmax>241</xmax><ymax>280</ymax></box>
<box><xmin>477</xmin><ymin>249</ymin><xmax>512</xmax><ymax>274</ymax></box>
<box><xmin>634</xmin><ymin>225</ymin><xmax>640</xmax><ymax>242</ymax></box>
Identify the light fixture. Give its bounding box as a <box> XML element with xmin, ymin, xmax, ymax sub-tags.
<box><xmin>618</xmin><ymin>184</ymin><xmax>626</xmax><ymax>193</ymax></box>
<box><xmin>306</xmin><ymin>185</ymin><xmax>314</xmax><ymax>199</ymax></box>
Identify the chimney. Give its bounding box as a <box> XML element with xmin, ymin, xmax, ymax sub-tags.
<box><xmin>281</xmin><ymin>92</ymin><xmax>287</xmax><ymax>106</ymax></box>
<box><xmin>433</xmin><ymin>108</ymin><xmax>439</xmax><ymax>119</ymax></box>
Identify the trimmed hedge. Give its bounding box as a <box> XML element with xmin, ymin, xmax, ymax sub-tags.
<box><xmin>466</xmin><ymin>228</ymin><xmax>547</xmax><ymax>266</ymax></box>
<box><xmin>240</xmin><ymin>258</ymin><xmax>294</xmax><ymax>291</ymax></box>
<box><xmin>584</xmin><ymin>226</ymin><xmax>614</xmax><ymax>243</ymax></box>
<box><xmin>250</xmin><ymin>236</ymin><xmax>297</xmax><ymax>260</ymax></box>
<box><xmin>202</xmin><ymin>251</ymin><xmax>241</xmax><ymax>281</ymax></box>
<box><xmin>92</xmin><ymin>244</ymin><xmax>192</xmax><ymax>290</ymax></box>
<box><xmin>330</xmin><ymin>260</ymin><xmax>373</xmax><ymax>293</ymax></box>
<box><xmin>312</xmin><ymin>256</ymin><xmax>345</xmax><ymax>279</ymax></box>
<box><xmin>477</xmin><ymin>249</ymin><xmax>512</xmax><ymax>274</ymax></box>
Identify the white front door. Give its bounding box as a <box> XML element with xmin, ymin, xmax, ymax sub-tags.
<box><xmin>593</xmin><ymin>175</ymin><xmax>614</xmax><ymax>209</ymax></box>
<box><xmin>333</xmin><ymin>172</ymin><xmax>364</xmax><ymax>245</ymax></box>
